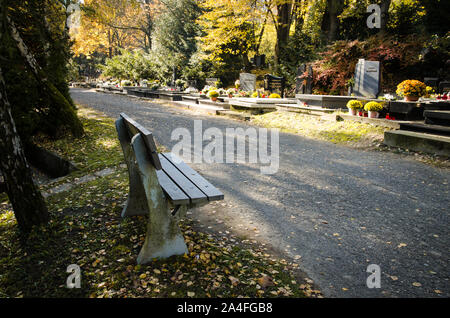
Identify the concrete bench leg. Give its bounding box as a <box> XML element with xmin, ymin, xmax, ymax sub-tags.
<box><xmin>131</xmin><ymin>134</ymin><xmax>188</xmax><ymax>263</ymax></box>
<box><xmin>116</xmin><ymin>118</ymin><xmax>150</xmax><ymax>217</ymax></box>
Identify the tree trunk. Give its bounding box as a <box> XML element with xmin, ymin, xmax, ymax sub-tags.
<box><xmin>274</xmin><ymin>1</ymin><xmax>292</xmax><ymax>68</ymax></box>
<box><xmin>379</xmin><ymin>0</ymin><xmax>391</xmax><ymax>34</ymax></box>
<box><xmin>0</xmin><ymin>67</ymin><xmax>49</xmax><ymax>232</ymax></box>
<box><xmin>323</xmin><ymin>0</ymin><xmax>344</xmax><ymax>42</ymax></box>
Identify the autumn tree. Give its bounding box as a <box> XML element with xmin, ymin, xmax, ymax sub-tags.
<box><xmin>72</xmin><ymin>0</ymin><xmax>161</xmax><ymax>58</ymax></box>
<box><xmin>198</xmin><ymin>0</ymin><xmax>264</xmax><ymax>69</ymax></box>
<box><xmin>153</xmin><ymin>0</ymin><xmax>202</xmax><ymax>76</ymax></box>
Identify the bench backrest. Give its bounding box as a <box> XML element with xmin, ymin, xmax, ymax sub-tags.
<box><xmin>120</xmin><ymin>113</ymin><xmax>162</xmax><ymax>170</ymax></box>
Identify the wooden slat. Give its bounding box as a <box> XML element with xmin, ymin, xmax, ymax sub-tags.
<box><xmin>159</xmin><ymin>155</ymin><xmax>208</xmax><ymax>204</ymax></box>
<box><xmin>162</xmin><ymin>153</ymin><xmax>224</xmax><ymax>201</ymax></box>
<box><xmin>120</xmin><ymin>113</ymin><xmax>162</xmax><ymax>170</ymax></box>
<box><xmin>155</xmin><ymin>170</ymin><xmax>190</xmax><ymax>205</ymax></box>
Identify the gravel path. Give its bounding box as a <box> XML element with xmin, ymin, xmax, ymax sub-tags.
<box><xmin>71</xmin><ymin>88</ymin><xmax>449</xmax><ymax>298</ymax></box>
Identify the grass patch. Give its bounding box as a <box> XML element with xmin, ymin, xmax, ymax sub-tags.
<box><xmin>32</xmin><ymin>107</ymin><xmax>123</xmax><ymax>177</ymax></box>
<box><xmin>0</xmin><ymin>106</ymin><xmax>308</xmax><ymax>298</ymax></box>
<box><xmin>252</xmin><ymin>111</ymin><xmax>387</xmax><ymax>146</ymax></box>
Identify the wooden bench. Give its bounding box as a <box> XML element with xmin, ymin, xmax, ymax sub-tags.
<box><xmin>115</xmin><ymin>113</ymin><xmax>224</xmax><ymax>263</ymax></box>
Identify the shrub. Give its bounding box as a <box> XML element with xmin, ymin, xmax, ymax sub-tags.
<box><xmin>121</xmin><ymin>80</ymin><xmax>132</xmax><ymax>87</ymax></box>
<box><xmin>237</xmin><ymin>90</ymin><xmax>251</xmax><ymax>97</ymax></box>
<box><xmin>269</xmin><ymin>93</ymin><xmax>281</xmax><ymax>98</ymax></box>
<box><xmin>207</xmin><ymin>90</ymin><xmax>219</xmax><ymax>98</ymax></box>
<box><xmin>347</xmin><ymin>100</ymin><xmax>363</xmax><ymax>110</ymax></box>
<box><xmin>426</xmin><ymin>86</ymin><xmax>435</xmax><ymax>97</ymax></box>
<box><xmin>396</xmin><ymin>80</ymin><xmax>427</xmax><ymax>97</ymax></box>
<box><xmin>308</xmin><ymin>34</ymin><xmax>449</xmax><ymax>95</ymax></box>
<box><xmin>218</xmin><ymin>88</ymin><xmax>227</xmax><ymax>96</ymax></box>
<box><xmin>364</xmin><ymin>101</ymin><xmax>383</xmax><ymax>112</ymax></box>
<box><xmin>150</xmin><ymin>83</ymin><xmax>160</xmax><ymax>91</ymax></box>
<box><xmin>226</xmin><ymin>88</ymin><xmax>237</xmax><ymax>96</ymax></box>
<box><xmin>202</xmin><ymin>86</ymin><xmax>217</xmax><ymax>95</ymax></box>
<box><xmin>175</xmin><ymin>79</ymin><xmax>186</xmax><ymax>88</ymax></box>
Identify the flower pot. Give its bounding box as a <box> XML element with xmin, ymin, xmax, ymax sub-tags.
<box><xmin>368</xmin><ymin>111</ymin><xmax>379</xmax><ymax>118</ymax></box>
<box><xmin>357</xmin><ymin>111</ymin><xmax>363</xmax><ymax>117</ymax></box>
<box><xmin>404</xmin><ymin>95</ymin><xmax>419</xmax><ymax>102</ymax></box>
<box><xmin>211</xmin><ymin>97</ymin><xmax>218</xmax><ymax>102</ymax></box>
<box><xmin>348</xmin><ymin>108</ymin><xmax>357</xmax><ymax>116</ymax></box>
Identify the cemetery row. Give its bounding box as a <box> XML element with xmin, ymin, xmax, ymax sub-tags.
<box><xmin>79</xmin><ymin>63</ymin><xmax>450</xmax><ymax>156</ymax></box>
<box><xmin>73</xmin><ymin>57</ymin><xmax>450</xmax><ymax>124</ymax></box>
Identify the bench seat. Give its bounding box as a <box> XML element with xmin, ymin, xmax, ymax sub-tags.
<box><xmin>157</xmin><ymin>153</ymin><xmax>224</xmax><ymax>205</ymax></box>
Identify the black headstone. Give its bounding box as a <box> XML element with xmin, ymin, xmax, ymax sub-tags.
<box><xmin>424</xmin><ymin>77</ymin><xmax>439</xmax><ymax>88</ymax></box>
<box><xmin>254</xmin><ymin>55</ymin><xmax>265</xmax><ymax>67</ymax></box>
<box><xmin>439</xmin><ymin>81</ymin><xmax>450</xmax><ymax>94</ymax></box>
<box><xmin>295</xmin><ymin>64</ymin><xmax>313</xmax><ymax>94</ymax></box>
<box><xmin>264</xmin><ymin>74</ymin><xmax>285</xmax><ymax>98</ymax></box>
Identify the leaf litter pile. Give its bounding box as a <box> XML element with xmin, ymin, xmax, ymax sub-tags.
<box><xmin>0</xmin><ymin>106</ymin><xmax>315</xmax><ymax>298</ymax></box>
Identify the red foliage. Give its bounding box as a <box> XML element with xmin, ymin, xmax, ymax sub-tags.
<box><xmin>309</xmin><ymin>35</ymin><xmax>428</xmax><ymax>95</ymax></box>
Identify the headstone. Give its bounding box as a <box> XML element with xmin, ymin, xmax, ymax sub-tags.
<box><xmin>187</xmin><ymin>79</ymin><xmax>197</xmax><ymax>88</ymax></box>
<box><xmin>353</xmin><ymin>59</ymin><xmax>381</xmax><ymax>99</ymax></box>
<box><xmin>438</xmin><ymin>80</ymin><xmax>450</xmax><ymax>94</ymax></box>
<box><xmin>185</xmin><ymin>86</ymin><xmax>198</xmax><ymax>93</ymax></box>
<box><xmin>264</xmin><ymin>74</ymin><xmax>285</xmax><ymax>98</ymax></box>
<box><xmin>424</xmin><ymin>77</ymin><xmax>439</xmax><ymax>88</ymax></box>
<box><xmin>239</xmin><ymin>73</ymin><xmax>256</xmax><ymax>92</ymax></box>
<box><xmin>172</xmin><ymin>67</ymin><xmax>177</xmax><ymax>86</ymax></box>
<box><xmin>186</xmin><ymin>79</ymin><xmax>198</xmax><ymax>93</ymax></box>
<box><xmin>295</xmin><ymin>64</ymin><xmax>313</xmax><ymax>94</ymax></box>
<box><xmin>254</xmin><ymin>55</ymin><xmax>265</xmax><ymax>67</ymax></box>
<box><xmin>206</xmin><ymin>78</ymin><xmax>219</xmax><ymax>87</ymax></box>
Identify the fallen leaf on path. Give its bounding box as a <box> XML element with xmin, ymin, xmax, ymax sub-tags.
<box><xmin>228</xmin><ymin>276</ymin><xmax>240</xmax><ymax>286</ymax></box>
<box><xmin>257</xmin><ymin>275</ymin><xmax>275</xmax><ymax>289</ymax></box>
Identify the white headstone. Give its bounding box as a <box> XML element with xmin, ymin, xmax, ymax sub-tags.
<box><xmin>239</xmin><ymin>73</ymin><xmax>256</xmax><ymax>92</ymax></box>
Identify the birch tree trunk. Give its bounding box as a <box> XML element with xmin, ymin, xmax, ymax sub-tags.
<box><xmin>0</xmin><ymin>67</ymin><xmax>49</xmax><ymax>232</ymax></box>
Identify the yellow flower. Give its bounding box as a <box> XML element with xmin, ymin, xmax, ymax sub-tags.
<box><xmin>396</xmin><ymin>80</ymin><xmax>426</xmax><ymax>97</ymax></box>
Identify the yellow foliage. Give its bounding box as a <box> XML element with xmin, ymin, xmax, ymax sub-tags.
<box><xmin>197</xmin><ymin>0</ymin><xmax>265</xmax><ymax>61</ymax></box>
<box><xmin>71</xmin><ymin>0</ymin><xmax>159</xmax><ymax>57</ymax></box>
